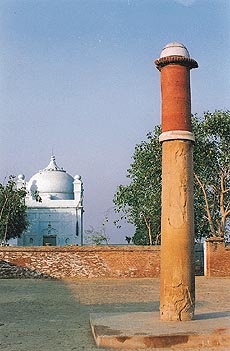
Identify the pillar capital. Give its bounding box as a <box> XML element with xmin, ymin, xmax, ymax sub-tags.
<box><xmin>154</xmin><ymin>42</ymin><xmax>198</xmax><ymax>133</ymax></box>
<box><xmin>155</xmin><ymin>55</ymin><xmax>198</xmax><ymax>71</ymax></box>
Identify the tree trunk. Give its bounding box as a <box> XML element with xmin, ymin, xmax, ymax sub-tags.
<box><xmin>0</xmin><ymin>196</ymin><xmax>8</xmax><ymax>222</ymax></box>
<box><xmin>219</xmin><ymin>170</ymin><xmax>230</xmax><ymax>237</ymax></box>
<box><xmin>3</xmin><ymin>215</ymin><xmax>9</xmax><ymax>243</ymax></box>
<box><xmin>194</xmin><ymin>173</ymin><xmax>216</xmax><ymax>236</ymax></box>
<box><xmin>143</xmin><ymin>215</ymin><xmax>152</xmax><ymax>245</ymax></box>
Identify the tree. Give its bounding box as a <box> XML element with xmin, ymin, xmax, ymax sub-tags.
<box><xmin>84</xmin><ymin>217</ymin><xmax>110</xmax><ymax>245</ymax></box>
<box><xmin>114</xmin><ymin>110</ymin><xmax>230</xmax><ymax>244</ymax></box>
<box><xmin>0</xmin><ymin>176</ymin><xmax>28</xmax><ymax>244</ymax></box>
<box><xmin>114</xmin><ymin>125</ymin><xmax>162</xmax><ymax>245</ymax></box>
<box><xmin>193</xmin><ymin>110</ymin><xmax>230</xmax><ymax>239</ymax></box>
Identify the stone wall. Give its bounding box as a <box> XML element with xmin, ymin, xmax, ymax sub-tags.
<box><xmin>0</xmin><ymin>240</ymin><xmax>229</xmax><ymax>279</ymax></box>
<box><xmin>204</xmin><ymin>238</ymin><xmax>230</xmax><ymax>277</ymax></box>
<box><xmin>0</xmin><ymin>246</ymin><xmax>160</xmax><ymax>279</ymax></box>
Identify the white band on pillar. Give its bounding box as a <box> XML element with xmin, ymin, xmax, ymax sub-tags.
<box><xmin>159</xmin><ymin>130</ymin><xmax>195</xmax><ymax>143</ymax></box>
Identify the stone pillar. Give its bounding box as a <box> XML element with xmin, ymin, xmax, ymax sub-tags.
<box><xmin>73</xmin><ymin>175</ymin><xmax>84</xmax><ymax>245</ymax></box>
<box><xmin>155</xmin><ymin>43</ymin><xmax>198</xmax><ymax>321</ymax></box>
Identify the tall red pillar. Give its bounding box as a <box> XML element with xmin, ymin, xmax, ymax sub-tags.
<box><xmin>155</xmin><ymin>43</ymin><xmax>198</xmax><ymax>321</ymax></box>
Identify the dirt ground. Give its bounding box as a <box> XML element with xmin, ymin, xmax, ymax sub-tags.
<box><xmin>0</xmin><ymin>277</ymin><xmax>229</xmax><ymax>351</ymax></box>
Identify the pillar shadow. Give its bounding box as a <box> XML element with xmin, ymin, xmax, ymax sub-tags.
<box><xmin>195</xmin><ymin>311</ymin><xmax>230</xmax><ymax>320</ymax></box>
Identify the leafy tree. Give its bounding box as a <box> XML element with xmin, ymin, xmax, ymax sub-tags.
<box><xmin>114</xmin><ymin>110</ymin><xmax>230</xmax><ymax>244</ymax></box>
<box><xmin>0</xmin><ymin>176</ymin><xmax>28</xmax><ymax>244</ymax></box>
<box><xmin>114</xmin><ymin>125</ymin><xmax>162</xmax><ymax>245</ymax></box>
<box><xmin>193</xmin><ymin>110</ymin><xmax>230</xmax><ymax>239</ymax></box>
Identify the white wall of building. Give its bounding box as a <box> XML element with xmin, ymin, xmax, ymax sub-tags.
<box><xmin>16</xmin><ymin>156</ymin><xmax>84</xmax><ymax>246</ymax></box>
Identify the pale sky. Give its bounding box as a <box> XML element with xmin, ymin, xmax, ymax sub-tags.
<box><xmin>1</xmin><ymin>0</ymin><xmax>229</xmax><ymax>243</ymax></box>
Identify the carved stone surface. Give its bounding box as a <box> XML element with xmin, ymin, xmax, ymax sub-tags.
<box><xmin>160</xmin><ymin>140</ymin><xmax>195</xmax><ymax>321</ymax></box>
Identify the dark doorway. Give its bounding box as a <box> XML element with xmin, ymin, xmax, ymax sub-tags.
<box><xmin>43</xmin><ymin>236</ymin><xmax>57</xmax><ymax>246</ymax></box>
<box><xmin>195</xmin><ymin>243</ymin><xmax>204</xmax><ymax>275</ymax></box>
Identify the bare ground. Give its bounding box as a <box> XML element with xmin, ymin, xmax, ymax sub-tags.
<box><xmin>0</xmin><ymin>277</ymin><xmax>229</xmax><ymax>351</ymax></box>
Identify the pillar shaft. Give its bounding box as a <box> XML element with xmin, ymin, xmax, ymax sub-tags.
<box><xmin>160</xmin><ymin>140</ymin><xmax>195</xmax><ymax>321</ymax></box>
<box><xmin>161</xmin><ymin>65</ymin><xmax>192</xmax><ymax>132</ymax></box>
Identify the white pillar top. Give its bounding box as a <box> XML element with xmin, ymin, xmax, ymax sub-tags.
<box><xmin>160</xmin><ymin>42</ymin><xmax>190</xmax><ymax>58</ymax></box>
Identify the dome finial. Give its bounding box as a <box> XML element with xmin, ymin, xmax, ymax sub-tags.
<box><xmin>43</xmin><ymin>155</ymin><xmax>64</xmax><ymax>172</ymax></box>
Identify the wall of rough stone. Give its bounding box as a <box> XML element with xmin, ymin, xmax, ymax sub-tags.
<box><xmin>0</xmin><ymin>246</ymin><xmax>160</xmax><ymax>279</ymax></box>
<box><xmin>204</xmin><ymin>238</ymin><xmax>230</xmax><ymax>277</ymax></box>
<box><xmin>0</xmin><ymin>240</ymin><xmax>229</xmax><ymax>279</ymax></box>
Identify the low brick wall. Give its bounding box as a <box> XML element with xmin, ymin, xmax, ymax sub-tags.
<box><xmin>0</xmin><ymin>246</ymin><xmax>161</xmax><ymax>279</ymax></box>
<box><xmin>1</xmin><ymin>240</ymin><xmax>229</xmax><ymax>279</ymax></box>
<box><xmin>204</xmin><ymin>238</ymin><xmax>230</xmax><ymax>277</ymax></box>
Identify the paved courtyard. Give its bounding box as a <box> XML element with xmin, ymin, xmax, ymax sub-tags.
<box><xmin>0</xmin><ymin>277</ymin><xmax>229</xmax><ymax>351</ymax></box>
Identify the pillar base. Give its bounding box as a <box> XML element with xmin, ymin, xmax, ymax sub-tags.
<box><xmin>90</xmin><ymin>311</ymin><xmax>230</xmax><ymax>349</ymax></box>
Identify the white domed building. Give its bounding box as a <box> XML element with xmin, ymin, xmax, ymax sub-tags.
<box><xmin>16</xmin><ymin>156</ymin><xmax>84</xmax><ymax>246</ymax></box>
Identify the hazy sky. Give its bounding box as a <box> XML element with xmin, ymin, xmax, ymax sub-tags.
<box><xmin>1</xmin><ymin>0</ymin><xmax>229</xmax><ymax>243</ymax></box>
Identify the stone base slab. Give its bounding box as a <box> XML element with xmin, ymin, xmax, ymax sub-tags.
<box><xmin>90</xmin><ymin>311</ymin><xmax>230</xmax><ymax>349</ymax></box>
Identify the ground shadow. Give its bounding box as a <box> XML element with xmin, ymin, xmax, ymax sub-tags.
<box><xmin>1</xmin><ymin>277</ymin><xmax>229</xmax><ymax>351</ymax></box>
<box><xmin>195</xmin><ymin>311</ymin><xmax>230</xmax><ymax>320</ymax></box>
<box><xmin>0</xmin><ymin>279</ymin><xmax>158</xmax><ymax>351</ymax></box>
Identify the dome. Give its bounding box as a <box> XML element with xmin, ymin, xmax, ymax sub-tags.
<box><xmin>160</xmin><ymin>42</ymin><xmax>190</xmax><ymax>59</ymax></box>
<box><xmin>28</xmin><ymin>156</ymin><xmax>74</xmax><ymax>200</ymax></box>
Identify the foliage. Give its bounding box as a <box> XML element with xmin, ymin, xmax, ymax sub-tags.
<box><xmin>193</xmin><ymin>110</ymin><xmax>230</xmax><ymax>239</ymax></box>
<box><xmin>31</xmin><ymin>190</ymin><xmax>42</xmax><ymax>203</ymax></box>
<box><xmin>84</xmin><ymin>217</ymin><xmax>110</xmax><ymax>245</ymax></box>
<box><xmin>125</xmin><ymin>236</ymin><xmax>132</xmax><ymax>244</ymax></box>
<box><xmin>114</xmin><ymin>110</ymin><xmax>230</xmax><ymax>244</ymax></box>
<box><xmin>114</xmin><ymin>125</ymin><xmax>162</xmax><ymax>245</ymax></box>
<box><xmin>0</xmin><ymin>176</ymin><xmax>28</xmax><ymax>244</ymax></box>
